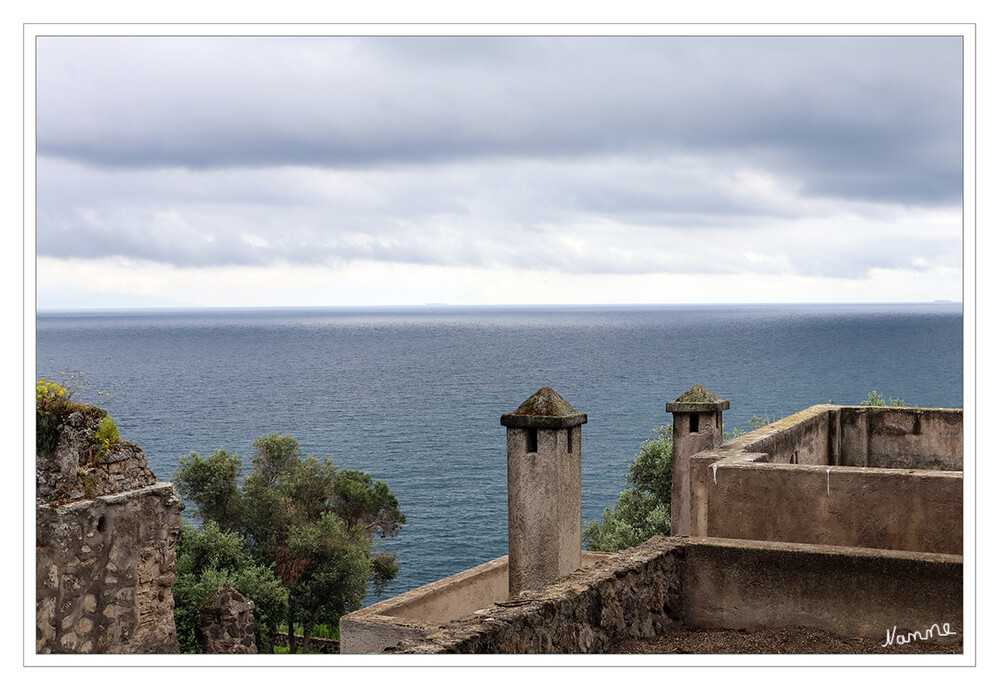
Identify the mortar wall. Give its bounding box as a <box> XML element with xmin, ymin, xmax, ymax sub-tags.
<box><xmin>36</xmin><ymin>482</ymin><xmax>183</xmax><ymax>653</ymax></box>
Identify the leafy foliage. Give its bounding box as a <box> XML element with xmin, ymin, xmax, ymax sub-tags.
<box><xmin>37</xmin><ymin>373</ymin><xmax>119</xmax><ymax>459</ymax></box>
<box><xmin>583</xmin><ymin>425</ymin><xmax>674</xmax><ymax>552</ymax></box>
<box><xmin>173</xmin><ymin>449</ymin><xmax>243</xmax><ymax>534</ymax></box>
<box><xmin>36</xmin><ymin>377</ymin><xmax>75</xmax><ymax>456</ymax></box>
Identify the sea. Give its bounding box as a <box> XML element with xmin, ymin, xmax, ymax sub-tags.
<box><xmin>34</xmin><ymin>303</ymin><xmax>963</xmax><ymax>605</ymax></box>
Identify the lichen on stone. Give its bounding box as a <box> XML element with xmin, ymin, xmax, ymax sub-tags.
<box><xmin>674</xmin><ymin>384</ymin><xmax>723</xmax><ymax>404</ymax></box>
<box><xmin>511</xmin><ymin>387</ymin><xmax>580</xmax><ymax>417</ymax></box>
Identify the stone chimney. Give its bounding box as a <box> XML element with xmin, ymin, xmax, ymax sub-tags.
<box><xmin>500</xmin><ymin>387</ymin><xmax>587</xmax><ymax>595</ymax></box>
<box><xmin>666</xmin><ymin>384</ymin><xmax>729</xmax><ymax>537</ymax></box>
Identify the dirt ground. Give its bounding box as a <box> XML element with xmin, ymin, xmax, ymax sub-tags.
<box><xmin>609</xmin><ymin>626</ymin><xmax>961</xmax><ymax>655</ymax></box>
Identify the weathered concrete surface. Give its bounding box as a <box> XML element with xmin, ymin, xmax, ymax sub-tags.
<box><xmin>682</xmin><ymin>538</ymin><xmax>962</xmax><ymax>644</ymax></box>
<box><xmin>740</xmin><ymin>404</ymin><xmax>834</xmax><ymax>466</ymax></box>
<box><xmin>690</xmin><ymin>457</ymin><xmax>962</xmax><ymax>554</ymax></box>
<box><xmin>839</xmin><ymin>407</ymin><xmax>963</xmax><ymax>470</ymax></box>
<box><xmin>341</xmin><ymin>552</ymin><xmax>611</xmax><ymax>654</ymax></box>
<box><xmin>385</xmin><ymin>537</ymin><xmax>962</xmax><ymax>654</ymax></box>
<box><xmin>501</xmin><ymin>387</ymin><xmax>586</xmax><ymax>595</ymax></box>
<box><xmin>667</xmin><ymin>385</ymin><xmax>729</xmax><ymax>537</ymax></box>
<box><xmin>201</xmin><ymin>584</ymin><xmax>257</xmax><ymax>654</ymax></box>
<box><xmin>684</xmin><ymin>404</ymin><xmax>962</xmax><ymax>554</ymax></box>
<box><xmin>36</xmin><ymin>482</ymin><xmax>184</xmax><ymax>653</ymax></box>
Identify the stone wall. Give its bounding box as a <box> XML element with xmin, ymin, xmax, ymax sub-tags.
<box><xmin>272</xmin><ymin>632</ymin><xmax>340</xmax><ymax>654</ymax></box>
<box><xmin>341</xmin><ymin>551</ymin><xmax>613</xmax><ymax>653</ymax></box>
<box><xmin>386</xmin><ymin>536</ymin><xmax>962</xmax><ymax>654</ymax></box>
<box><xmin>36</xmin><ymin>404</ymin><xmax>183</xmax><ymax>654</ymax></box>
<box><xmin>36</xmin><ymin>483</ymin><xmax>183</xmax><ymax>653</ymax></box>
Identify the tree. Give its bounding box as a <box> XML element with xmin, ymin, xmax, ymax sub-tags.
<box><xmin>286</xmin><ymin>513</ymin><xmax>371</xmax><ymax>650</ymax></box>
<box><xmin>173</xmin><ymin>449</ymin><xmax>243</xmax><ymax>534</ymax></box>
<box><xmin>172</xmin><ymin>433</ymin><xmax>406</xmax><ymax>653</ymax></box>
<box><xmin>583</xmin><ymin>425</ymin><xmax>674</xmax><ymax>552</ymax></box>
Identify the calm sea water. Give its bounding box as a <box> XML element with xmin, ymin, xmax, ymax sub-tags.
<box><xmin>35</xmin><ymin>303</ymin><xmax>963</xmax><ymax>604</ymax></box>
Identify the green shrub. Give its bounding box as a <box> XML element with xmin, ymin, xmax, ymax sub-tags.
<box><xmin>861</xmin><ymin>390</ymin><xmax>908</xmax><ymax>407</ymax></box>
<box><xmin>36</xmin><ymin>373</ymin><xmax>111</xmax><ymax>457</ymax></box>
<box><xmin>36</xmin><ymin>377</ymin><xmax>72</xmax><ymax>456</ymax></box>
<box><xmin>93</xmin><ymin>415</ymin><xmax>119</xmax><ymax>455</ymax></box>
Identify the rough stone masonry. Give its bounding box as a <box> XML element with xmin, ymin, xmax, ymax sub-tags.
<box><xmin>36</xmin><ymin>405</ymin><xmax>183</xmax><ymax>653</ymax></box>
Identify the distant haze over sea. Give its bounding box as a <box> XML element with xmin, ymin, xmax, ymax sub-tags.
<box><xmin>36</xmin><ymin>303</ymin><xmax>962</xmax><ymax>604</ymax></box>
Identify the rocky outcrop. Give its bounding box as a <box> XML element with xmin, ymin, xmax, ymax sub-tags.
<box><xmin>36</xmin><ymin>408</ymin><xmax>156</xmax><ymax>504</ymax></box>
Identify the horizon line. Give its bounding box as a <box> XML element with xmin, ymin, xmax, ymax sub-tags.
<box><xmin>35</xmin><ymin>299</ymin><xmax>963</xmax><ymax>314</ymax></box>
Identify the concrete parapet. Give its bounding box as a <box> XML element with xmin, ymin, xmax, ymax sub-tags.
<box><xmin>681</xmin><ymin>537</ymin><xmax>962</xmax><ymax>644</ymax></box>
<box><xmin>685</xmin><ymin>405</ymin><xmax>962</xmax><ymax>554</ymax></box>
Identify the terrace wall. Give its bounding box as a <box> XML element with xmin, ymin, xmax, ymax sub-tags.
<box><xmin>386</xmin><ymin>536</ymin><xmax>962</xmax><ymax>654</ymax></box>
<box><xmin>839</xmin><ymin>407</ymin><xmax>963</xmax><ymax>470</ymax></box>
<box><xmin>341</xmin><ymin>552</ymin><xmax>611</xmax><ymax>654</ymax></box>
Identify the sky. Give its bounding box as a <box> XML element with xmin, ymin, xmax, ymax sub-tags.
<box><xmin>33</xmin><ymin>35</ymin><xmax>965</xmax><ymax>309</ymax></box>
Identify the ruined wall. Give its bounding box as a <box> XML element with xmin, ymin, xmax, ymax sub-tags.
<box><xmin>36</xmin><ymin>406</ymin><xmax>183</xmax><ymax>654</ymax></box>
<box><xmin>386</xmin><ymin>536</ymin><xmax>962</xmax><ymax>654</ymax></box>
<box><xmin>37</xmin><ymin>408</ymin><xmax>158</xmax><ymax>503</ymax></box>
<box><xmin>201</xmin><ymin>584</ymin><xmax>257</xmax><ymax>654</ymax></box>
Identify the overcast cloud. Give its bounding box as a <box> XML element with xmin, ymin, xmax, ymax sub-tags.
<box><xmin>35</xmin><ymin>35</ymin><xmax>964</xmax><ymax>307</ymax></box>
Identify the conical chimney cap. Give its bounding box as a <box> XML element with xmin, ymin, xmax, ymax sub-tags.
<box><xmin>501</xmin><ymin>387</ymin><xmax>588</xmax><ymax>429</ymax></box>
<box><xmin>666</xmin><ymin>384</ymin><xmax>730</xmax><ymax>413</ymax></box>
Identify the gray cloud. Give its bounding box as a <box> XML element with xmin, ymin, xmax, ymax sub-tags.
<box><xmin>37</xmin><ymin>36</ymin><xmax>962</xmax><ymax>204</ymax></box>
<box><xmin>35</xmin><ymin>36</ymin><xmax>964</xmax><ymax>285</ymax></box>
